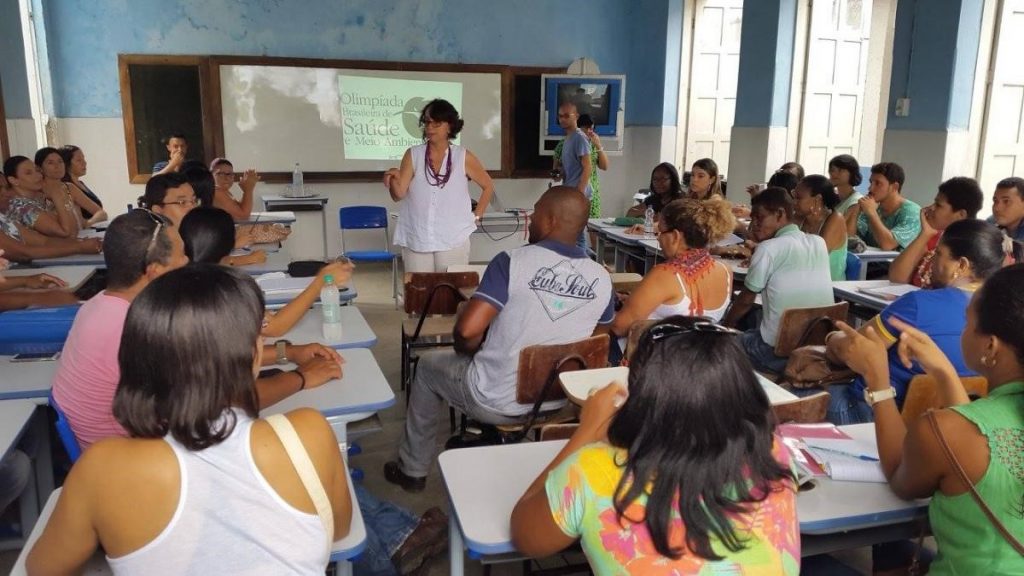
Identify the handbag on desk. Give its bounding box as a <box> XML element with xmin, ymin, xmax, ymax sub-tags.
<box><xmin>782</xmin><ymin>317</ymin><xmax>856</xmax><ymax>389</ymax></box>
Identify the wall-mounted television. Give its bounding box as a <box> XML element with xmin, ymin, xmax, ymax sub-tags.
<box><xmin>540</xmin><ymin>74</ymin><xmax>626</xmax><ymax>155</ymax></box>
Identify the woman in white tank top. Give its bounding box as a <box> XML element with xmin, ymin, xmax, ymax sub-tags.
<box><xmin>27</xmin><ymin>265</ymin><xmax>352</xmax><ymax>575</ymax></box>
<box><xmin>611</xmin><ymin>198</ymin><xmax>737</xmax><ymax>347</ymax></box>
<box><xmin>384</xmin><ymin>99</ymin><xmax>496</xmax><ymax>272</ymax></box>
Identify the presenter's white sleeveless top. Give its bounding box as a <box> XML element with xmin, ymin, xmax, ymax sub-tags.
<box><xmin>107</xmin><ymin>410</ymin><xmax>328</xmax><ymax>575</ymax></box>
<box><xmin>393</xmin><ymin>143</ymin><xmax>475</xmax><ymax>252</ymax></box>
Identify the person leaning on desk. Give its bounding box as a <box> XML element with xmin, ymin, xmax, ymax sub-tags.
<box><xmin>834</xmin><ymin>263</ymin><xmax>1024</xmax><ymax>575</ymax></box>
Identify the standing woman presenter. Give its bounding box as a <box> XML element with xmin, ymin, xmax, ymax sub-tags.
<box><xmin>383</xmin><ymin>99</ymin><xmax>495</xmax><ymax>273</ymax></box>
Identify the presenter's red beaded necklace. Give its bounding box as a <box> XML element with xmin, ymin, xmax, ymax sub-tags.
<box><xmin>425</xmin><ymin>145</ymin><xmax>453</xmax><ymax>188</ymax></box>
<box><xmin>665</xmin><ymin>248</ymin><xmax>715</xmax><ymax>316</ymax></box>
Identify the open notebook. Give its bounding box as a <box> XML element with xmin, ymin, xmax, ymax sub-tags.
<box><xmin>780</xmin><ymin>423</ymin><xmax>886</xmax><ymax>483</ymax></box>
<box><xmin>857</xmin><ymin>284</ymin><xmax>919</xmax><ymax>302</ymax></box>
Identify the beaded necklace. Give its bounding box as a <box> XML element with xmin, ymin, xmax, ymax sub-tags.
<box><xmin>664</xmin><ymin>248</ymin><xmax>715</xmax><ymax>316</ymax></box>
<box><xmin>424</xmin><ymin>144</ymin><xmax>453</xmax><ymax>188</ymax></box>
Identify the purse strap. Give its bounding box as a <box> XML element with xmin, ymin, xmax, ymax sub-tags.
<box><xmin>926</xmin><ymin>410</ymin><xmax>1024</xmax><ymax>555</ymax></box>
<box><xmin>265</xmin><ymin>413</ymin><xmax>335</xmax><ymax>555</ymax></box>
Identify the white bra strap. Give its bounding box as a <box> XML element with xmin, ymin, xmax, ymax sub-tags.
<box><xmin>265</xmin><ymin>413</ymin><xmax>334</xmax><ymax>554</ymax></box>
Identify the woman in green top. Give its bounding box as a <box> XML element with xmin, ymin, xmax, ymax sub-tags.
<box><xmin>794</xmin><ymin>174</ymin><xmax>848</xmax><ymax>280</ymax></box>
<box><xmin>838</xmin><ymin>264</ymin><xmax>1024</xmax><ymax>575</ymax></box>
<box><xmin>553</xmin><ymin>114</ymin><xmax>608</xmax><ymax>218</ymax></box>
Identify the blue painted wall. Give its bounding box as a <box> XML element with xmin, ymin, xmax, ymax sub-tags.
<box><xmin>886</xmin><ymin>0</ymin><xmax>983</xmax><ymax>131</ymax></box>
<box><xmin>732</xmin><ymin>0</ymin><xmax>797</xmax><ymax>127</ymax></box>
<box><xmin>0</xmin><ymin>1</ymin><xmax>32</xmax><ymax>118</ymax></box>
<box><xmin>38</xmin><ymin>0</ymin><xmax>679</xmax><ymax>126</ymax></box>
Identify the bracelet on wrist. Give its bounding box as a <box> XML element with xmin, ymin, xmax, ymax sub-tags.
<box><xmin>293</xmin><ymin>369</ymin><xmax>306</xmax><ymax>391</ymax></box>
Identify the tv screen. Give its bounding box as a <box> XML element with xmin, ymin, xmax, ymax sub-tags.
<box><xmin>544</xmin><ymin>76</ymin><xmax>622</xmax><ymax>137</ymax></box>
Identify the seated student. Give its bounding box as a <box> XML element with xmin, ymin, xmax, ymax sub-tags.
<box><xmin>611</xmin><ymin>198</ymin><xmax>735</xmax><ymax>347</ymax></box>
<box><xmin>138</xmin><ymin>172</ymin><xmax>200</xmax><ymax>226</ymax></box>
<box><xmin>179</xmin><ymin>207</ymin><xmax>354</xmax><ymax>337</ymax></box>
<box><xmin>743</xmin><ymin>162</ymin><xmax>806</xmax><ymax>198</ymax></box>
<box><xmin>511</xmin><ymin>315</ymin><xmax>799</xmax><ymax>574</ymax></box>
<box><xmin>722</xmin><ymin>187</ymin><xmax>834</xmax><ymax>374</ymax></box>
<box><xmin>989</xmin><ymin>176</ymin><xmax>1024</xmax><ymax>243</ymax></box>
<box><xmin>825</xmin><ymin>219</ymin><xmax>1006</xmax><ymax>424</ymax></box>
<box><xmin>794</xmin><ymin>174</ymin><xmax>848</xmax><ymax>280</ymax></box>
<box><xmin>384</xmin><ymin>186</ymin><xmax>614</xmax><ymax>492</ymax></box>
<box><xmin>732</xmin><ymin>169</ymin><xmax>804</xmax><ymax>225</ymax></box>
<box><xmin>626</xmin><ymin>163</ymin><xmax>684</xmax><ymax>218</ymax></box>
<box><xmin>37</xmin><ymin>147</ymin><xmax>102</xmax><ymax>229</ymax></box>
<box><xmin>0</xmin><ymin>176</ymin><xmax>101</xmax><ymax>262</ymax></box>
<box><xmin>889</xmin><ymin>177</ymin><xmax>983</xmax><ymax>288</ymax></box>
<box><xmin>829</xmin><ymin>154</ymin><xmax>864</xmax><ymax>235</ymax></box>
<box><xmin>180</xmin><ymin>160</ymin><xmax>215</xmax><ymax>209</ymax></box>
<box><xmin>836</xmin><ymin>264</ymin><xmax>1024</xmax><ymax>575</ymax></box>
<box><xmin>687</xmin><ymin>157</ymin><xmax>723</xmax><ymax>201</ymax></box>
<box><xmin>856</xmin><ymin>162</ymin><xmax>921</xmax><ymax>251</ymax></box>
<box><xmin>2</xmin><ymin>156</ymin><xmax>78</xmax><ymax>238</ymax></box>
<box><xmin>28</xmin><ymin>265</ymin><xmax>352</xmax><ymax>574</ymax></box>
<box><xmin>151</xmin><ymin>132</ymin><xmax>189</xmax><ymax>175</ymax></box>
<box><xmin>59</xmin><ymin>145</ymin><xmax>106</xmax><ymax>224</ymax></box>
<box><xmin>210</xmin><ymin>157</ymin><xmax>259</xmax><ymax>221</ymax></box>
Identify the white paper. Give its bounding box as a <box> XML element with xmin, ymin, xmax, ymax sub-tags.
<box><xmin>715</xmin><ymin>233</ymin><xmax>744</xmax><ymax>247</ymax></box>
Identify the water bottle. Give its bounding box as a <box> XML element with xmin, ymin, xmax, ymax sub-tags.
<box><xmin>321</xmin><ymin>274</ymin><xmax>343</xmax><ymax>341</ymax></box>
<box><xmin>292</xmin><ymin>162</ymin><xmax>304</xmax><ymax>197</ymax></box>
<box><xmin>644</xmin><ymin>206</ymin><xmax>655</xmax><ymax>236</ymax></box>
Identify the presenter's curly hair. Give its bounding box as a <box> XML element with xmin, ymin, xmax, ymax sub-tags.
<box><xmin>419</xmin><ymin>99</ymin><xmax>464</xmax><ymax>139</ymax></box>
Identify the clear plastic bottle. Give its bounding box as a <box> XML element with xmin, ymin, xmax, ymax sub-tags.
<box><xmin>644</xmin><ymin>206</ymin><xmax>655</xmax><ymax>236</ymax></box>
<box><xmin>321</xmin><ymin>274</ymin><xmax>343</xmax><ymax>341</ymax></box>
<box><xmin>292</xmin><ymin>162</ymin><xmax>304</xmax><ymax>197</ymax></box>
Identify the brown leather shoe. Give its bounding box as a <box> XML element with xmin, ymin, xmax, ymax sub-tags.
<box><xmin>384</xmin><ymin>461</ymin><xmax>426</xmax><ymax>493</ymax></box>
<box><xmin>392</xmin><ymin>506</ymin><xmax>449</xmax><ymax>575</ymax></box>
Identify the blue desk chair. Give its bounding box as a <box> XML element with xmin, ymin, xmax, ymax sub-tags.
<box><xmin>48</xmin><ymin>392</ymin><xmax>82</xmax><ymax>463</ymax></box>
<box><xmin>845</xmin><ymin>252</ymin><xmax>862</xmax><ymax>281</ymax></box>
<box><xmin>0</xmin><ymin>305</ymin><xmax>80</xmax><ymax>355</ymax></box>
<box><xmin>339</xmin><ymin>206</ymin><xmax>398</xmax><ymax>306</ymax></box>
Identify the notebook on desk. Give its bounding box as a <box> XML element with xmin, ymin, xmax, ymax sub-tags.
<box><xmin>857</xmin><ymin>284</ymin><xmax>918</xmax><ymax>301</ymax></box>
<box><xmin>781</xmin><ymin>424</ymin><xmax>886</xmax><ymax>483</ymax></box>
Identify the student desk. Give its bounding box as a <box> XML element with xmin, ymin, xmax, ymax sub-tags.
<box><xmin>0</xmin><ymin>356</ymin><xmax>60</xmax><ymax>400</ymax></box>
<box><xmin>239</xmin><ymin>210</ymin><xmax>297</xmax><ymax>225</ymax></box>
<box><xmin>23</xmin><ymin>253</ymin><xmax>107</xmax><ymax>267</ymax></box>
<box><xmin>853</xmin><ymin>248</ymin><xmax>901</xmax><ymax>280</ymax></box>
<box><xmin>832</xmin><ymin>280</ymin><xmax>919</xmax><ymax>314</ymax></box>
<box><xmin>2</xmin><ymin>266</ymin><xmax>98</xmax><ymax>293</ymax></box>
<box><xmin>10</xmin><ymin>466</ymin><xmax>368</xmax><ymax>576</ymax></box>
<box><xmin>280</xmin><ymin>305</ymin><xmax>377</xmax><ymax>349</ymax></box>
<box><xmin>258</xmin><ymin>275</ymin><xmax>357</xmax><ymax>307</ymax></box>
<box><xmin>0</xmin><ymin>400</ymin><xmax>55</xmax><ymax>543</ymax></box>
<box><xmin>262</xmin><ymin>195</ymin><xmax>330</xmax><ymax>259</ymax></box>
<box><xmin>439</xmin><ymin>424</ymin><xmax>926</xmax><ymax>575</ymax></box>
<box><xmin>237</xmin><ymin>250</ymin><xmax>293</xmax><ymax>275</ymax></box>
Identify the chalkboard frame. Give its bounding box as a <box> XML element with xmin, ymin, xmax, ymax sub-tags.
<box><xmin>119</xmin><ymin>54</ymin><xmax>563</xmax><ymax>183</ymax></box>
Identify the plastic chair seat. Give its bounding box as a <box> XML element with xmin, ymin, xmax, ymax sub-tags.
<box><xmin>343</xmin><ymin>250</ymin><xmax>395</xmax><ymax>262</ymax></box>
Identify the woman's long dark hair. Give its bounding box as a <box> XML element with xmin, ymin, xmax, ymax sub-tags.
<box><xmin>650</xmin><ymin>162</ymin><xmax>683</xmax><ymax>197</ymax></box>
<box><xmin>179</xmin><ymin>207</ymin><xmax>236</xmax><ymax>263</ymax></box>
<box><xmin>939</xmin><ymin>219</ymin><xmax>1006</xmax><ymax>281</ymax></box>
<box><xmin>113</xmin><ymin>264</ymin><xmax>263</xmax><ymax>450</ymax></box>
<box><xmin>607</xmin><ymin>316</ymin><xmax>792</xmax><ymax>560</ymax></box>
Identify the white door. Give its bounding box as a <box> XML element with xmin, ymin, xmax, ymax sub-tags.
<box><xmin>684</xmin><ymin>0</ymin><xmax>743</xmax><ymax>177</ymax></box>
<box><xmin>797</xmin><ymin>0</ymin><xmax>872</xmax><ymax>174</ymax></box>
<box><xmin>978</xmin><ymin>0</ymin><xmax>1024</xmax><ymax>204</ymax></box>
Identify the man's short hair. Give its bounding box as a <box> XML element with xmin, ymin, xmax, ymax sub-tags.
<box><xmin>140</xmin><ymin>173</ymin><xmax>190</xmax><ymax>209</ymax></box>
<box><xmin>996</xmin><ymin>176</ymin><xmax>1024</xmax><ymax>199</ymax></box>
<box><xmin>164</xmin><ymin>133</ymin><xmax>187</xmax><ymax>144</ymax></box>
<box><xmin>104</xmin><ymin>211</ymin><xmax>173</xmax><ymax>289</ymax></box>
<box><xmin>750</xmin><ymin>186</ymin><xmax>794</xmax><ymax>220</ymax></box>
<box><xmin>870</xmin><ymin>162</ymin><xmax>906</xmax><ymax>190</ymax></box>
<box><xmin>937</xmin><ymin>177</ymin><xmax>983</xmax><ymax>218</ymax></box>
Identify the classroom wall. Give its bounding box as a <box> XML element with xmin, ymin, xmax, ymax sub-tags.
<box><xmin>3</xmin><ymin>0</ymin><xmax>687</xmax><ymax>256</ymax></box>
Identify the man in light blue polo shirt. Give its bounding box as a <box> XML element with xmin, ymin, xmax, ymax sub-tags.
<box><xmin>555</xmin><ymin>102</ymin><xmax>592</xmax><ymax>249</ymax></box>
<box><xmin>722</xmin><ymin>187</ymin><xmax>835</xmax><ymax>373</ymax></box>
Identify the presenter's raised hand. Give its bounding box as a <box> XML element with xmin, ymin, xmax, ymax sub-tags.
<box><xmin>383</xmin><ymin>167</ymin><xmax>400</xmax><ymax>189</ymax></box>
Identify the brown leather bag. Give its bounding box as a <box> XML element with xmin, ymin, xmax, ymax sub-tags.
<box><xmin>782</xmin><ymin>316</ymin><xmax>856</xmax><ymax>389</ymax></box>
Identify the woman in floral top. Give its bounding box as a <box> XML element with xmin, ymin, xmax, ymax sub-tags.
<box><xmin>2</xmin><ymin>156</ymin><xmax>79</xmax><ymax>238</ymax></box>
<box><xmin>512</xmin><ymin>316</ymin><xmax>800</xmax><ymax>575</ymax></box>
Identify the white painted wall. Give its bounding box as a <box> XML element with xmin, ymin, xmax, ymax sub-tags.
<box><xmin>5</xmin><ymin>119</ymin><xmax>39</xmax><ymax>156</ymax></box>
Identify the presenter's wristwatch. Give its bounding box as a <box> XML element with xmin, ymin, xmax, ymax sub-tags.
<box><xmin>274</xmin><ymin>340</ymin><xmax>292</xmax><ymax>366</ymax></box>
<box><xmin>864</xmin><ymin>386</ymin><xmax>897</xmax><ymax>407</ymax></box>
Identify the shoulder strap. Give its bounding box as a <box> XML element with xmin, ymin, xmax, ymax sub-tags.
<box><xmin>265</xmin><ymin>413</ymin><xmax>334</xmax><ymax>555</ymax></box>
<box><xmin>926</xmin><ymin>410</ymin><xmax>1024</xmax><ymax>556</ymax></box>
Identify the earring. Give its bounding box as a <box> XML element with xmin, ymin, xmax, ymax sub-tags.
<box><xmin>981</xmin><ymin>355</ymin><xmax>996</xmax><ymax>368</ymax></box>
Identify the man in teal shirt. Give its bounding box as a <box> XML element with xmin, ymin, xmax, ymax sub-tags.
<box><xmin>856</xmin><ymin>162</ymin><xmax>921</xmax><ymax>250</ymax></box>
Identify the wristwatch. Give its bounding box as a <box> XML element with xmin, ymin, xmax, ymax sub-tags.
<box><xmin>274</xmin><ymin>340</ymin><xmax>292</xmax><ymax>365</ymax></box>
<box><xmin>864</xmin><ymin>386</ymin><xmax>897</xmax><ymax>407</ymax></box>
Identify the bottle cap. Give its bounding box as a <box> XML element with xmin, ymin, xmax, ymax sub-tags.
<box><xmin>324</xmin><ymin>274</ymin><xmax>334</xmax><ymax>283</ymax></box>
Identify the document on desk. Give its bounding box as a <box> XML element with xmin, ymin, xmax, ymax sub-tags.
<box><xmin>857</xmin><ymin>284</ymin><xmax>918</xmax><ymax>301</ymax></box>
<box><xmin>715</xmin><ymin>233</ymin><xmax>744</xmax><ymax>247</ymax></box>
<box><xmin>804</xmin><ymin>438</ymin><xmax>886</xmax><ymax>483</ymax></box>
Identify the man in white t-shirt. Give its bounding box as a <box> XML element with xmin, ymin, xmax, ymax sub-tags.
<box><xmin>385</xmin><ymin>186</ymin><xmax>615</xmax><ymax>492</ymax></box>
<box><xmin>722</xmin><ymin>187</ymin><xmax>834</xmax><ymax>373</ymax></box>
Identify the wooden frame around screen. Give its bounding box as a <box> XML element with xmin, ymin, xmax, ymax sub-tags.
<box><xmin>119</xmin><ymin>54</ymin><xmax>562</xmax><ymax>183</ymax></box>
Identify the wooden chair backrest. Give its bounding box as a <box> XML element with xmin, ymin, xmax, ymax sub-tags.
<box><xmin>901</xmin><ymin>375</ymin><xmax>989</xmax><ymax>424</ymax></box>
<box><xmin>403</xmin><ymin>272</ymin><xmax>479</xmax><ymax>316</ymax></box>
<box><xmin>771</xmin><ymin>391</ymin><xmax>830</xmax><ymax>424</ymax></box>
<box><xmin>539</xmin><ymin>423</ymin><xmax>580</xmax><ymax>442</ymax></box>
<box><xmin>623</xmin><ymin>319</ymin><xmax>658</xmax><ymax>363</ymax></box>
<box><xmin>515</xmin><ymin>334</ymin><xmax>610</xmax><ymax>405</ymax></box>
<box><xmin>774</xmin><ymin>301</ymin><xmax>850</xmax><ymax>357</ymax></box>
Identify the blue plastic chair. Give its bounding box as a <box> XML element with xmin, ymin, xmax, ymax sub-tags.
<box><xmin>339</xmin><ymin>206</ymin><xmax>398</xmax><ymax>304</ymax></box>
<box><xmin>48</xmin><ymin>392</ymin><xmax>82</xmax><ymax>463</ymax></box>
<box><xmin>0</xmin><ymin>305</ymin><xmax>80</xmax><ymax>355</ymax></box>
<box><xmin>845</xmin><ymin>251</ymin><xmax>863</xmax><ymax>281</ymax></box>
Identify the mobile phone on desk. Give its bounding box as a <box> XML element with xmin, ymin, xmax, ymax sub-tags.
<box><xmin>11</xmin><ymin>351</ymin><xmax>61</xmax><ymax>362</ymax></box>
